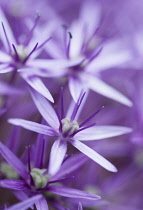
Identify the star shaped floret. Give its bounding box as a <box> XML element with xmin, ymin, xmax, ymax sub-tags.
<box><xmin>8</xmin><ymin>88</ymin><xmax>132</xmax><ymax>175</ymax></box>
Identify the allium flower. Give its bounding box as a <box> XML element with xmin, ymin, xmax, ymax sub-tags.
<box><xmin>36</xmin><ymin>0</ymin><xmax>133</xmax><ymax>107</ymax></box>
<box><xmin>8</xmin><ymin>89</ymin><xmax>132</xmax><ymax>174</ymax></box>
<box><xmin>0</xmin><ymin>141</ymin><xmax>100</xmax><ymax>209</ymax></box>
<box><xmin>0</xmin><ymin>9</ymin><xmax>54</xmax><ymax>102</ymax></box>
<box><xmin>0</xmin><ymin>9</ymin><xmax>84</xmax><ymax>102</ymax></box>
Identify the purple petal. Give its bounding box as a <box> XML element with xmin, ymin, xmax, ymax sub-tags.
<box><xmin>52</xmin><ymin>153</ymin><xmax>87</xmax><ymax>180</ymax></box>
<box><xmin>0</xmin><ymin>66</ymin><xmax>14</xmax><ymax>73</ymax></box>
<box><xmin>35</xmin><ymin>196</ymin><xmax>49</xmax><ymax>210</ymax></box>
<box><xmin>74</xmin><ymin>126</ymin><xmax>132</xmax><ymax>141</ymax></box>
<box><xmin>7</xmin><ymin>195</ymin><xmax>42</xmax><ymax>210</ymax></box>
<box><xmin>28</xmin><ymin>58</ymin><xmax>83</xmax><ymax>71</ymax></box>
<box><xmin>21</xmin><ymin>73</ymin><xmax>54</xmax><ymax>103</ymax></box>
<box><xmin>0</xmin><ymin>51</ymin><xmax>11</xmax><ymax>62</ymax></box>
<box><xmin>78</xmin><ymin>202</ymin><xmax>83</xmax><ymax>210</ymax></box>
<box><xmin>13</xmin><ymin>191</ymin><xmax>29</xmax><ymax>201</ymax></box>
<box><xmin>48</xmin><ymin>185</ymin><xmax>101</xmax><ymax>200</ymax></box>
<box><xmin>69</xmin><ymin>76</ymin><xmax>85</xmax><ymax>102</ymax></box>
<box><xmin>86</xmin><ymin>75</ymin><xmax>132</xmax><ymax>107</ymax></box>
<box><xmin>0</xmin><ymin>81</ymin><xmax>23</xmax><ymax>95</ymax></box>
<box><xmin>0</xmin><ymin>9</ymin><xmax>16</xmax><ymax>50</ymax></box>
<box><xmin>0</xmin><ymin>142</ymin><xmax>29</xmax><ymax>180</ymax></box>
<box><xmin>87</xmin><ymin>40</ymin><xmax>131</xmax><ymax>72</ymax></box>
<box><xmin>0</xmin><ymin>108</ymin><xmax>6</xmax><ymax>117</ymax></box>
<box><xmin>69</xmin><ymin>139</ymin><xmax>117</xmax><ymax>172</ymax></box>
<box><xmin>79</xmin><ymin>1</ymin><xmax>100</xmax><ymax>38</ymax></box>
<box><xmin>30</xmin><ymin>88</ymin><xmax>59</xmax><ymax>130</ymax></box>
<box><xmin>8</xmin><ymin>119</ymin><xmax>56</xmax><ymax>136</ymax></box>
<box><xmin>48</xmin><ymin>139</ymin><xmax>67</xmax><ymax>176</ymax></box>
<box><xmin>0</xmin><ymin>179</ymin><xmax>29</xmax><ymax>190</ymax></box>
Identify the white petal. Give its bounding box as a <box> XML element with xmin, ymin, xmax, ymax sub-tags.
<box><xmin>69</xmin><ymin>139</ymin><xmax>117</xmax><ymax>172</ymax></box>
<box><xmin>87</xmin><ymin>40</ymin><xmax>131</xmax><ymax>73</ymax></box>
<box><xmin>0</xmin><ymin>50</ymin><xmax>11</xmax><ymax>62</ymax></box>
<box><xmin>30</xmin><ymin>88</ymin><xmax>59</xmax><ymax>130</ymax></box>
<box><xmin>74</xmin><ymin>126</ymin><xmax>132</xmax><ymax>141</ymax></box>
<box><xmin>48</xmin><ymin>139</ymin><xmax>67</xmax><ymax>176</ymax></box>
<box><xmin>8</xmin><ymin>118</ymin><xmax>56</xmax><ymax>136</ymax></box>
<box><xmin>21</xmin><ymin>73</ymin><xmax>54</xmax><ymax>103</ymax></box>
<box><xmin>86</xmin><ymin>75</ymin><xmax>133</xmax><ymax>107</ymax></box>
<box><xmin>69</xmin><ymin>76</ymin><xmax>85</xmax><ymax>102</ymax></box>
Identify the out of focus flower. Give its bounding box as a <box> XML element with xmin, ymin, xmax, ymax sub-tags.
<box><xmin>0</xmin><ymin>10</ymin><xmax>54</xmax><ymax>102</ymax></box>
<box><xmin>34</xmin><ymin>0</ymin><xmax>132</xmax><ymax>106</ymax></box>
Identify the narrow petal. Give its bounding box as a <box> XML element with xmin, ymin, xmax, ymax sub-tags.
<box><xmin>0</xmin><ymin>9</ymin><xmax>16</xmax><ymax>50</ymax></box>
<box><xmin>21</xmin><ymin>73</ymin><xmax>54</xmax><ymax>103</ymax></box>
<box><xmin>48</xmin><ymin>139</ymin><xmax>67</xmax><ymax>176</ymax></box>
<box><xmin>53</xmin><ymin>153</ymin><xmax>87</xmax><ymax>180</ymax></box>
<box><xmin>69</xmin><ymin>76</ymin><xmax>86</xmax><ymax>102</ymax></box>
<box><xmin>30</xmin><ymin>88</ymin><xmax>59</xmax><ymax>130</ymax></box>
<box><xmin>74</xmin><ymin>126</ymin><xmax>132</xmax><ymax>141</ymax></box>
<box><xmin>0</xmin><ymin>108</ymin><xmax>6</xmax><ymax>116</ymax></box>
<box><xmin>8</xmin><ymin>119</ymin><xmax>56</xmax><ymax>136</ymax></box>
<box><xmin>87</xmin><ymin>39</ymin><xmax>131</xmax><ymax>72</ymax></box>
<box><xmin>0</xmin><ymin>142</ymin><xmax>29</xmax><ymax>180</ymax></box>
<box><xmin>86</xmin><ymin>75</ymin><xmax>132</xmax><ymax>107</ymax></box>
<box><xmin>0</xmin><ymin>81</ymin><xmax>23</xmax><ymax>95</ymax></box>
<box><xmin>28</xmin><ymin>58</ymin><xmax>83</xmax><ymax>71</ymax></box>
<box><xmin>0</xmin><ymin>50</ymin><xmax>11</xmax><ymax>62</ymax></box>
<box><xmin>48</xmin><ymin>185</ymin><xmax>101</xmax><ymax>200</ymax></box>
<box><xmin>69</xmin><ymin>23</ymin><xmax>85</xmax><ymax>58</ymax></box>
<box><xmin>7</xmin><ymin>195</ymin><xmax>42</xmax><ymax>210</ymax></box>
<box><xmin>35</xmin><ymin>196</ymin><xmax>49</xmax><ymax>210</ymax></box>
<box><xmin>78</xmin><ymin>202</ymin><xmax>83</xmax><ymax>210</ymax></box>
<box><xmin>69</xmin><ymin>139</ymin><xmax>117</xmax><ymax>172</ymax></box>
<box><xmin>0</xmin><ymin>179</ymin><xmax>29</xmax><ymax>190</ymax></box>
<box><xmin>0</xmin><ymin>66</ymin><xmax>14</xmax><ymax>73</ymax></box>
<box><xmin>13</xmin><ymin>191</ymin><xmax>29</xmax><ymax>201</ymax></box>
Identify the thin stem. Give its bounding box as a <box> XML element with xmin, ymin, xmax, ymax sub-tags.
<box><xmin>28</xmin><ymin>145</ymin><xmax>31</xmax><ymax>172</ymax></box>
<box><xmin>60</xmin><ymin>87</ymin><xmax>64</xmax><ymax>119</ymax></box>
<box><xmin>24</xmin><ymin>14</ymin><xmax>40</xmax><ymax>46</ymax></box>
<box><xmin>1</xmin><ymin>22</ymin><xmax>11</xmax><ymax>53</ymax></box>
<box><xmin>66</xmin><ymin>32</ymin><xmax>72</xmax><ymax>59</ymax></box>
<box><xmin>37</xmin><ymin>37</ymin><xmax>52</xmax><ymax>50</ymax></box>
<box><xmin>12</xmin><ymin>44</ymin><xmax>19</xmax><ymax>60</ymax></box>
<box><xmin>39</xmin><ymin>138</ymin><xmax>45</xmax><ymax>169</ymax></box>
<box><xmin>79</xmin><ymin>106</ymin><xmax>104</xmax><ymax>127</ymax></box>
<box><xmin>70</xmin><ymin>122</ymin><xmax>96</xmax><ymax>137</ymax></box>
<box><xmin>86</xmin><ymin>47</ymin><xmax>102</xmax><ymax>66</ymax></box>
<box><xmin>23</xmin><ymin>43</ymin><xmax>38</xmax><ymax>63</ymax></box>
<box><xmin>71</xmin><ymin>92</ymin><xmax>86</xmax><ymax>121</ymax></box>
<box><xmin>54</xmin><ymin>107</ymin><xmax>62</xmax><ymax>133</ymax></box>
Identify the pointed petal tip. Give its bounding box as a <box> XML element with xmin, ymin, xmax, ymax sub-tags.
<box><xmin>49</xmin><ymin>96</ymin><xmax>54</xmax><ymax>103</ymax></box>
<box><xmin>111</xmin><ymin>166</ymin><xmax>118</xmax><ymax>173</ymax></box>
<box><xmin>8</xmin><ymin>118</ymin><xmax>16</xmax><ymax>125</ymax></box>
<box><xmin>125</xmin><ymin>100</ymin><xmax>133</xmax><ymax>107</ymax></box>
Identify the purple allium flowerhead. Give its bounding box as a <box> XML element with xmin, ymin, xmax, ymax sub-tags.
<box><xmin>0</xmin><ymin>9</ymin><xmax>55</xmax><ymax>102</ymax></box>
<box><xmin>38</xmin><ymin>0</ymin><xmax>133</xmax><ymax>107</ymax></box>
<box><xmin>8</xmin><ymin>88</ymin><xmax>132</xmax><ymax>175</ymax></box>
<box><xmin>0</xmin><ymin>138</ymin><xmax>100</xmax><ymax>209</ymax></box>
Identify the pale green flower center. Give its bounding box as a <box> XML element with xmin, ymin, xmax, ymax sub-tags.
<box><xmin>1</xmin><ymin>163</ymin><xmax>19</xmax><ymax>179</ymax></box>
<box><xmin>12</xmin><ymin>45</ymin><xmax>28</xmax><ymax>61</ymax></box>
<box><xmin>30</xmin><ymin>168</ymin><xmax>50</xmax><ymax>189</ymax></box>
<box><xmin>61</xmin><ymin>118</ymin><xmax>79</xmax><ymax>135</ymax></box>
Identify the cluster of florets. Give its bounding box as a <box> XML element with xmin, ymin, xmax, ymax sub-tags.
<box><xmin>0</xmin><ymin>0</ymin><xmax>143</xmax><ymax>210</ymax></box>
